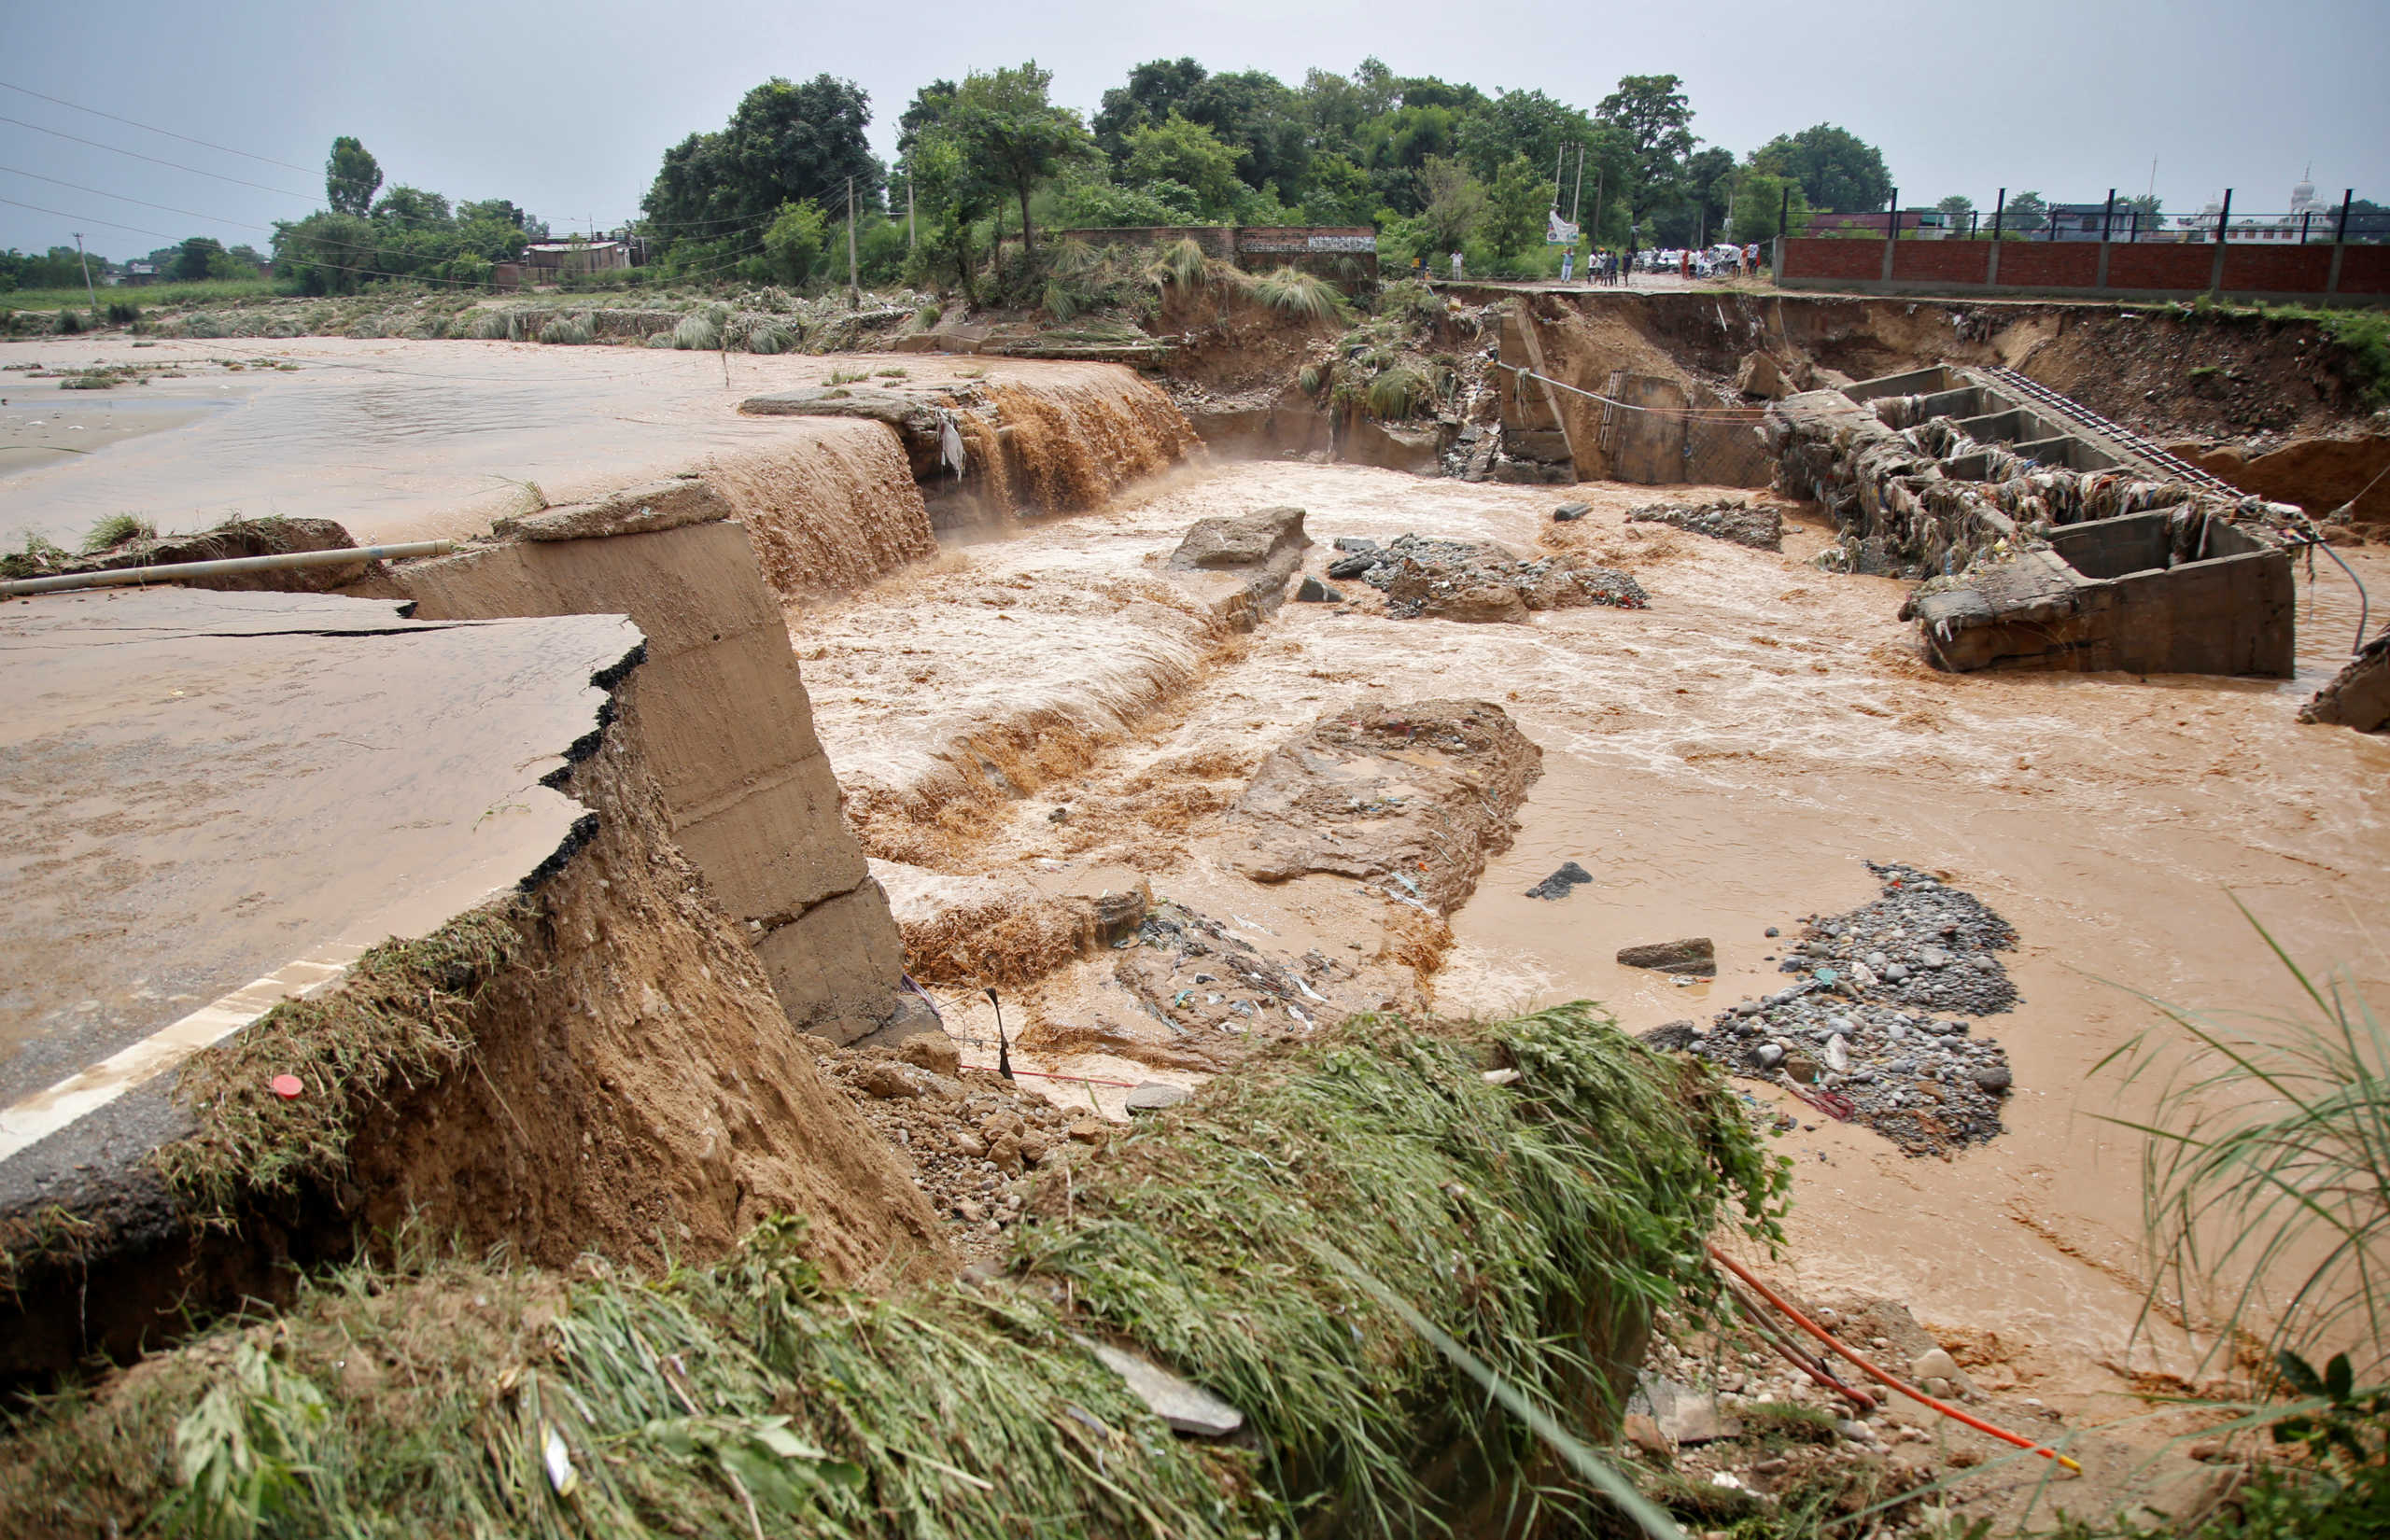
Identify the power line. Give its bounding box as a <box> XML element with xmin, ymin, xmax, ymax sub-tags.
<box><xmin>0</xmin><ymin>79</ymin><xmax>319</xmax><ymax>175</ymax></box>
<box><xmin>0</xmin><ymin>113</ymin><xmax>317</xmax><ymax>201</ymax></box>
<box><xmin>0</xmin><ymin>164</ymin><xmax>275</xmax><ymax>231</ymax></box>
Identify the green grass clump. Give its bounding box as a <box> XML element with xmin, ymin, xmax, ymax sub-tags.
<box><xmin>80</xmin><ymin>512</ymin><xmax>155</xmax><ymax>553</ymax></box>
<box><xmin>0</xmin><ymin>532</ymin><xmax>69</xmax><ymax>581</ymax></box>
<box><xmin>669</xmin><ymin>304</ymin><xmax>726</xmax><ymax>350</ymax></box>
<box><xmin>1246</xmin><ymin>265</ymin><xmax>1349</xmax><ymax>325</ymax></box>
<box><xmin>2313</xmin><ymin>308</ymin><xmax>2390</xmax><ymax>407</ymax></box>
<box><xmin>539</xmin><ymin>314</ymin><xmax>595</xmax><ymax>345</ymax></box>
<box><xmin>1017</xmin><ymin>1003</ymin><xmax>1787</xmax><ymax>1534</ymax></box>
<box><xmin>0</xmin><ymin>1006</ymin><xmax>1779</xmax><ymax>1540</ymax></box>
<box><xmin>1364</xmin><ymin>364</ymin><xmax>1433</xmax><ymax>420</ymax></box>
<box><xmin>154</xmin><ymin>900</ymin><xmax>528</xmax><ymax>1220</ymax></box>
<box><xmin>1376</xmin><ymin>276</ymin><xmax>1442</xmax><ymax>329</ymax></box>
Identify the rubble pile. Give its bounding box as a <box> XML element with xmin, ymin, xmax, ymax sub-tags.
<box><xmin>1766</xmin><ymin>387</ymin><xmax>2294</xmax><ymax>581</ymax></box>
<box><xmin>815</xmin><ymin>1035</ymin><xmax>1107</xmax><ymax>1259</ymax></box>
<box><xmin>1626</xmin><ymin>498</ymin><xmax>1785</xmax><ymax>551</ymax></box>
<box><xmin>1679</xmin><ymin>863</ymin><xmax>2020</xmax><ymax>1155</ymax></box>
<box><xmin>1327</xmin><ymin>533</ymin><xmax>1648</xmax><ymax>622</ymax></box>
<box><xmin>1111</xmin><ymin>900</ymin><xmax>1355</xmax><ymax>1043</ymax></box>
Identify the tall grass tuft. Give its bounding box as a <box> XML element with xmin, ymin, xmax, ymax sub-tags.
<box><xmin>670</xmin><ymin>304</ymin><xmax>726</xmax><ymax>350</ymax></box>
<box><xmin>80</xmin><ymin>513</ymin><xmax>156</xmax><ymax>553</ymax></box>
<box><xmin>1150</xmin><ymin>236</ymin><xmax>1213</xmax><ymax>293</ymax></box>
<box><xmin>2097</xmin><ymin>905</ymin><xmax>2390</xmax><ymax>1381</ymax></box>
<box><xmin>1247</xmin><ymin>265</ymin><xmax>1349</xmax><ymax>325</ymax></box>
<box><xmin>539</xmin><ymin>314</ymin><xmax>595</xmax><ymax>345</ymax></box>
<box><xmin>1365</xmin><ymin>365</ymin><xmax>1432</xmax><ymax>420</ymax></box>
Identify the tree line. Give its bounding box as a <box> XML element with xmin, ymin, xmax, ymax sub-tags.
<box><xmin>638</xmin><ymin>59</ymin><xmax>1905</xmax><ymax>288</ymax></box>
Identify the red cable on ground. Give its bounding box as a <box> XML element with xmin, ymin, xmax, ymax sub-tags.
<box><xmin>1705</xmin><ymin>1242</ymin><xmax>2083</xmax><ymax>1473</ymax></box>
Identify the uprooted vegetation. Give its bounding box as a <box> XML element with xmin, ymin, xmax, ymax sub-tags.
<box><xmin>0</xmin><ymin>1005</ymin><xmax>1788</xmax><ymax>1539</ymax></box>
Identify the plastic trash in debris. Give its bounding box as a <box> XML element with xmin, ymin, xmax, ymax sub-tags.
<box><xmin>542</xmin><ymin>1423</ymin><xmax>578</xmax><ymax>1496</ymax></box>
<box><xmin>269</xmin><ymin>1074</ymin><xmax>303</xmax><ymax>1099</ymax></box>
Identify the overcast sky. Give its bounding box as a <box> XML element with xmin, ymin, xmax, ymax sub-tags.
<box><xmin>4</xmin><ymin>0</ymin><xmax>2385</xmax><ymax>261</ymax></box>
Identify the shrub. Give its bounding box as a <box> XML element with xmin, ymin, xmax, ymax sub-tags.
<box><xmin>105</xmin><ymin>300</ymin><xmax>141</xmax><ymax>327</ymax></box>
<box><xmin>538</xmin><ymin>313</ymin><xmax>594</xmax><ymax>345</ymax></box>
<box><xmin>1248</xmin><ymin>265</ymin><xmax>1348</xmax><ymax>324</ymax></box>
<box><xmin>54</xmin><ymin>306</ymin><xmax>82</xmax><ymax>334</ymax></box>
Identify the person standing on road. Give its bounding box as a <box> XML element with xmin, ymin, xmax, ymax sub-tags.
<box><xmin>1449</xmin><ymin>249</ymin><xmax>1464</xmax><ymax>282</ymax></box>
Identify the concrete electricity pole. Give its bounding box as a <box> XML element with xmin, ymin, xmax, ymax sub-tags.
<box><xmin>71</xmin><ymin>233</ymin><xmax>98</xmax><ymax>316</ymax></box>
<box><xmin>847</xmin><ymin>176</ymin><xmax>861</xmax><ymax>307</ymax></box>
<box><xmin>907</xmin><ymin>176</ymin><xmax>916</xmax><ymax>250</ymax></box>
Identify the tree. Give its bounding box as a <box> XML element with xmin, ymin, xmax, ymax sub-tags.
<box><xmin>373</xmin><ymin>185</ymin><xmax>451</xmax><ymax>227</ymax></box>
<box><xmin>1416</xmin><ymin>155</ymin><xmax>1486</xmax><ymax>254</ymax></box>
<box><xmin>1483</xmin><ymin>154</ymin><xmax>1548</xmax><ymax>265</ymax></box>
<box><xmin>325</xmin><ymin>137</ymin><xmax>381</xmax><ymax>217</ymax></box>
<box><xmin>2119</xmin><ymin>193</ymin><xmax>2161</xmax><ymax>234</ymax></box>
<box><xmin>1120</xmin><ymin>113</ymin><xmax>1242</xmax><ymax>218</ymax></box>
<box><xmin>1727</xmin><ymin>171</ymin><xmax>1807</xmax><ymax>245</ymax></box>
<box><xmin>641</xmin><ymin>75</ymin><xmax>882</xmax><ymax>244</ymax></box>
<box><xmin>903</xmin><ymin>131</ymin><xmax>991</xmax><ymax>301</ymax></box>
<box><xmin>1749</xmin><ymin>124</ymin><xmax>1891</xmax><ymax>213</ymax></box>
<box><xmin>457</xmin><ymin>199</ymin><xmax>546</xmax><ymax>238</ymax></box>
<box><xmin>1179</xmin><ymin>70</ymin><xmax>1309</xmax><ymax>200</ymax></box>
<box><xmin>762</xmin><ymin>200</ymin><xmax>830</xmax><ymax>284</ymax></box>
<box><xmin>942</xmin><ymin>62</ymin><xmax>1094</xmax><ymax>255</ymax></box>
<box><xmin>1357</xmin><ymin>105</ymin><xmax>1463</xmax><ymax>214</ymax></box>
<box><xmin>1662</xmin><ymin>145</ymin><xmax>1736</xmax><ymax>247</ymax></box>
<box><xmin>1936</xmin><ymin>194</ymin><xmax>1975</xmax><ymax>235</ymax></box>
<box><xmin>1092</xmin><ymin>58</ymin><xmax>1206</xmax><ymax>162</ymax></box>
<box><xmin>173</xmin><ymin>236</ymin><xmax>227</xmax><ymax>281</ymax></box>
<box><xmin>2001</xmin><ymin>190</ymin><xmax>2048</xmax><ymax>234</ymax></box>
<box><xmin>1456</xmin><ymin>88</ymin><xmax>1594</xmax><ymax>187</ymax></box>
<box><xmin>1596</xmin><ymin>75</ymin><xmax>1696</xmax><ymax>250</ymax></box>
<box><xmin>1298</xmin><ymin>152</ymin><xmax>1376</xmax><ymax>227</ymax></box>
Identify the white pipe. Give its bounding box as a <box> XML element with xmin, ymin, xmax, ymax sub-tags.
<box><xmin>0</xmin><ymin>540</ymin><xmax>457</xmax><ymax>597</ymax></box>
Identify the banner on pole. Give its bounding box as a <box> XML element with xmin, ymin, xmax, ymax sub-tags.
<box><xmin>1545</xmin><ymin>208</ymin><xmax>1581</xmax><ymax>246</ymax></box>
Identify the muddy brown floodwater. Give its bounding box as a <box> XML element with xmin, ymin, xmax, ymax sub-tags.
<box><xmin>795</xmin><ymin>456</ymin><xmax>2390</xmax><ymax>1419</ymax></box>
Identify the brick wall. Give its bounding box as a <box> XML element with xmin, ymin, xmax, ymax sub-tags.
<box><xmin>2223</xmin><ymin>245</ymin><xmax>2333</xmax><ymax>293</ymax></box>
<box><xmin>2339</xmin><ymin>245</ymin><xmax>2390</xmax><ymax>296</ymax></box>
<box><xmin>1781</xmin><ymin>238</ymin><xmax>1885</xmax><ymax>280</ymax></box>
<box><xmin>1891</xmin><ymin>242</ymin><xmax>1989</xmax><ymax>283</ymax></box>
<box><xmin>2105</xmin><ymin>244</ymin><xmax>2217</xmax><ymax>290</ymax></box>
<box><xmin>1990</xmin><ymin>242</ymin><xmax>2100</xmax><ymax>287</ymax></box>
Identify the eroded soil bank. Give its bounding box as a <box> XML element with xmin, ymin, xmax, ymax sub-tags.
<box><xmin>793</xmin><ymin>455</ymin><xmax>2390</xmax><ymax>1427</ymax></box>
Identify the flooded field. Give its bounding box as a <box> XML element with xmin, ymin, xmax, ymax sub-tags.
<box><xmin>797</xmin><ymin>456</ymin><xmax>2390</xmax><ymax>1414</ymax></box>
<box><xmin>0</xmin><ymin>337</ymin><xmax>1019</xmax><ymax>550</ymax></box>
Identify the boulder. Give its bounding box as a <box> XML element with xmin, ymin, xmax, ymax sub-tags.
<box><xmin>1168</xmin><ymin>506</ymin><xmax>1310</xmax><ymax>570</ymax></box>
<box><xmin>1295</xmin><ymin>576</ymin><xmax>1343</xmax><ymax>603</ymax></box>
<box><xmin>1736</xmin><ymin>351</ymin><xmax>1789</xmax><ymax>399</ymax></box>
<box><xmin>1616</xmin><ymin>938</ymin><xmax>1717</xmax><ymax>977</ymax></box>
<box><xmin>1124</xmin><ymin>1082</ymin><xmax>1192</xmax><ymax>1115</ymax></box>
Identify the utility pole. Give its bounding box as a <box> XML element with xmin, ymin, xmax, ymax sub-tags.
<box><xmin>846</xmin><ymin>175</ymin><xmax>860</xmax><ymax>307</ymax></box>
<box><xmin>907</xmin><ymin>176</ymin><xmax>916</xmax><ymax>250</ymax></box>
<box><xmin>1570</xmin><ymin>145</ymin><xmax>1586</xmax><ymax>223</ymax></box>
<box><xmin>71</xmin><ymin>232</ymin><xmax>98</xmax><ymax>316</ymax></box>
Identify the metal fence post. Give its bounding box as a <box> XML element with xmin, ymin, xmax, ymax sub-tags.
<box><xmin>2211</xmin><ymin>189</ymin><xmax>2231</xmax><ymax>296</ymax></box>
<box><xmin>1988</xmin><ymin>189</ymin><xmax>2005</xmax><ymax>287</ymax></box>
<box><xmin>2097</xmin><ymin>188</ymin><xmax>2116</xmax><ymax>287</ymax></box>
<box><xmin>2328</xmin><ymin>189</ymin><xmax>2352</xmax><ymax>295</ymax></box>
<box><xmin>1882</xmin><ymin>187</ymin><xmax>1899</xmax><ymax>280</ymax></box>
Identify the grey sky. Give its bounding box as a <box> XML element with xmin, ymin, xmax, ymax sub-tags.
<box><xmin>4</xmin><ymin>0</ymin><xmax>2385</xmax><ymax>261</ymax></box>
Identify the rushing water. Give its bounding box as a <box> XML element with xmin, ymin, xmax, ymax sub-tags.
<box><xmin>798</xmin><ymin>456</ymin><xmax>2390</xmax><ymax>1412</ymax></box>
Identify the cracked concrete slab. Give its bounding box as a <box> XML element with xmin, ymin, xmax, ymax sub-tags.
<box><xmin>0</xmin><ymin>586</ymin><xmax>642</xmax><ymax>1202</ymax></box>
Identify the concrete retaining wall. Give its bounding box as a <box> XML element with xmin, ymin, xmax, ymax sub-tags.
<box><xmin>392</xmin><ymin>513</ymin><xmax>916</xmax><ymax>1045</ymax></box>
